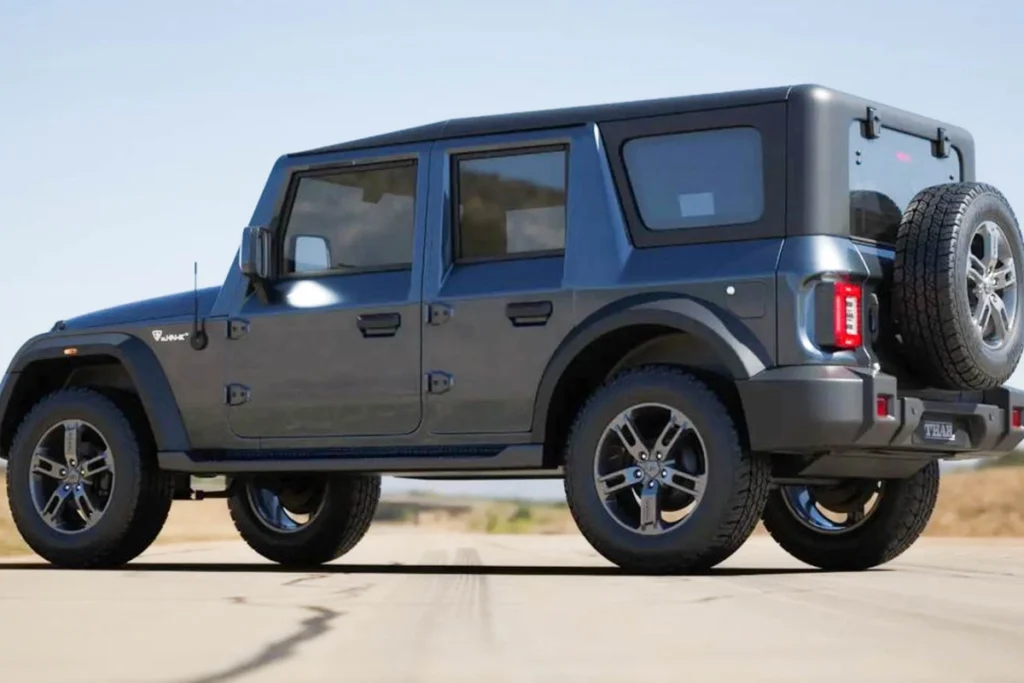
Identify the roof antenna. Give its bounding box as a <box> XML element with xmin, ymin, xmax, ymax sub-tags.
<box><xmin>190</xmin><ymin>261</ymin><xmax>208</xmax><ymax>351</ymax></box>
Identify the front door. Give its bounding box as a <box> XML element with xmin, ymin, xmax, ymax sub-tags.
<box><xmin>226</xmin><ymin>152</ymin><xmax>427</xmax><ymax>439</ymax></box>
<box><xmin>422</xmin><ymin>137</ymin><xmax>575</xmax><ymax>435</ymax></box>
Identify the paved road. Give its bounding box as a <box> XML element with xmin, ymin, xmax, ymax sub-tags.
<box><xmin>0</xmin><ymin>530</ymin><xmax>1023</xmax><ymax>683</ymax></box>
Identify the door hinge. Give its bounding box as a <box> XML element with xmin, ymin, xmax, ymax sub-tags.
<box><xmin>227</xmin><ymin>318</ymin><xmax>250</xmax><ymax>340</ymax></box>
<box><xmin>426</xmin><ymin>371</ymin><xmax>454</xmax><ymax>394</ymax></box>
<box><xmin>225</xmin><ymin>383</ymin><xmax>251</xmax><ymax>406</ymax></box>
<box><xmin>427</xmin><ymin>303</ymin><xmax>453</xmax><ymax>326</ymax></box>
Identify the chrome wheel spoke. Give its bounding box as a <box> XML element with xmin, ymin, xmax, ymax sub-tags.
<box><xmin>597</xmin><ymin>468</ymin><xmax>641</xmax><ymax>496</ymax></box>
<box><xmin>652</xmin><ymin>413</ymin><xmax>686</xmax><ymax>460</ymax></box>
<box><xmin>638</xmin><ymin>483</ymin><xmax>661</xmax><ymax>533</ymax></box>
<box><xmin>992</xmin><ymin>261</ymin><xmax>1016</xmax><ymax>290</ymax></box>
<box><xmin>990</xmin><ymin>294</ymin><xmax>1010</xmax><ymax>340</ymax></box>
<box><xmin>973</xmin><ymin>295</ymin><xmax>993</xmax><ymax>332</ymax></box>
<box><xmin>981</xmin><ymin>222</ymin><xmax>1002</xmax><ymax>271</ymax></box>
<box><xmin>31</xmin><ymin>451</ymin><xmax>65</xmax><ymax>480</ymax></box>
<box><xmin>63</xmin><ymin>421</ymin><xmax>82</xmax><ymax>468</ymax></box>
<box><xmin>610</xmin><ymin>413</ymin><xmax>648</xmax><ymax>461</ymax></box>
<box><xmin>659</xmin><ymin>466</ymin><xmax>704</xmax><ymax>496</ymax></box>
<box><xmin>79</xmin><ymin>452</ymin><xmax>112</xmax><ymax>480</ymax></box>
<box><xmin>40</xmin><ymin>486</ymin><xmax>72</xmax><ymax>527</ymax></box>
<box><xmin>968</xmin><ymin>254</ymin><xmax>988</xmax><ymax>284</ymax></box>
<box><xmin>72</xmin><ymin>487</ymin><xmax>100</xmax><ymax>526</ymax></box>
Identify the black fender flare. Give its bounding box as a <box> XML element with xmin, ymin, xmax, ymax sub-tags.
<box><xmin>2</xmin><ymin>332</ymin><xmax>190</xmax><ymax>453</ymax></box>
<box><xmin>530</xmin><ymin>294</ymin><xmax>771</xmax><ymax>442</ymax></box>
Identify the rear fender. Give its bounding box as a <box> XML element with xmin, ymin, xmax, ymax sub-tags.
<box><xmin>530</xmin><ymin>294</ymin><xmax>771</xmax><ymax>442</ymax></box>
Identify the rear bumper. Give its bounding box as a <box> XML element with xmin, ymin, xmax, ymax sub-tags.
<box><xmin>736</xmin><ymin>365</ymin><xmax>1024</xmax><ymax>457</ymax></box>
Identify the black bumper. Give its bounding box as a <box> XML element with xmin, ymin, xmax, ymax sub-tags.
<box><xmin>736</xmin><ymin>365</ymin><xmax>1024</xmax><ymax>457</ymax></box>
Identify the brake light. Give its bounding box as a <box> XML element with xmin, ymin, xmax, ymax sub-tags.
<box><xmin>833</xmin><ymin>282</ymin><xmax>863</xmax><ymax>349</ymax></box>
<box><xmin>1013</xmin><ymin>408</ymin><xmax>1022</xmax><ymax>429</ymax></box>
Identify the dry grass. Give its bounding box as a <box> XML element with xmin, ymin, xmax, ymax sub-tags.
<box><xmin>2</xmin><ymin>467</ymin><xmax>1024</xmax><ymax>557</ymax></box>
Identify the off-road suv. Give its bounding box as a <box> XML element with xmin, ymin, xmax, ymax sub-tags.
<box><xmin>3</xmin><ymin>84</ymin><xmax>1023</xmax><ymax>573</ymax></box>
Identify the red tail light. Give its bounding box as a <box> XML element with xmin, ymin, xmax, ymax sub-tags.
<box><xmin>833</xmin><ymin>282</ymin><xmax>863</xmax><ymax>349</ymax></box>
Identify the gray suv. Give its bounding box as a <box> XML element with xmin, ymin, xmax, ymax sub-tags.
<box><xmin>2</xmin><ymin>84</ymin><xmax>1021</xmax><ymax>573</ymax></box>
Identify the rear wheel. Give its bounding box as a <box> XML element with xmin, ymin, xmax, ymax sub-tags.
<box><xmin>5</xmin><ymin>388</ymin><xmax>172</xmax><ymax>568</ymax></box>
<box><xmin>563</xmin><ymin>365</ymin><xmax>770</xmax><ymax>574</ymax></box>
<box><xmin>761</xmin><ymin>461</ymin><xmax>939</xmax><ymax>570</ymax></box>
<box><xmin>228</xmin><ymin>472</ymin><xmax>380</xmax><ymax>566</ymax></box>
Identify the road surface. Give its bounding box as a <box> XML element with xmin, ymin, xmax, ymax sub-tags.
<box><xmin>0</xmin><ymin>529</ymin><xmax>1022</xmax><ymax>683</ymax></box>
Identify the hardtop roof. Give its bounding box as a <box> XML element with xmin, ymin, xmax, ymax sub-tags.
<box><xmin>289</xmin><ymin>83</ymin><xmax>819</xmax><ymax>157</ymax></box>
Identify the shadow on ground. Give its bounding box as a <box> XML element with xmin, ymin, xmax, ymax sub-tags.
<box><xmin>0</xmin><ymin>561</ymin><xmax>848</xmax><ymax>576</ymax></box>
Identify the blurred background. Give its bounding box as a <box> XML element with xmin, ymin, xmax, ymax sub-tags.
<box><xmin>2</xmin><ymin>0</ymin><xmax>1023</xmax><ymax>551</ymax></box>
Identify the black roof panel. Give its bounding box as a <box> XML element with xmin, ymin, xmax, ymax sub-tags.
<box><xmin>289</xmin><ymin>83</ymin><xmax>810</xmax><ymax>157</ymax></box>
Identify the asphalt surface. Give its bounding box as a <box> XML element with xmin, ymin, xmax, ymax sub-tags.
<box><xmin>0</xmin><ymin>530</ymin><xmax>1022</xmax><ymax>683</ymax></box>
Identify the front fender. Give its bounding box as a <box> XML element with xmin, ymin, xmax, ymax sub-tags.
<box><xmin>530</xmin><ymin>294</ymin><xmax>772</xmax><ymax>441</ymax></box>
<box><xmin>2</xmin><ymin>332</ymin><xmax>190</xmax><ymax>453</ymax></box>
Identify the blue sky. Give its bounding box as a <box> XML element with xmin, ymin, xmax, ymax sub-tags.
<box><xmin>1</xmin><ymin>0</ymin><xmax>1022</xmax><ymax>499</ymax></box>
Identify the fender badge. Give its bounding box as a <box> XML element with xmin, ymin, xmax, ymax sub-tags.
<box><xmin>152</xmin><ymin>329</ymin><xmax>190</xmax><ymax>343</ymax></box>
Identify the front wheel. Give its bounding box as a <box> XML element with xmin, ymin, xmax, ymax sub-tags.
<box><xmin>228</xmin><ymin>472</ymin><xmax>380</xmax><ymax>566</ymax></box>
<box><xmin>761</xmin><ymin>462</ymin><xmax>940</xmax><ymax>570</ymax></box>
<box><xmin>5</xmin><ymin>388</ymin><xmax>172</xmax><ymax>568</ymax></box>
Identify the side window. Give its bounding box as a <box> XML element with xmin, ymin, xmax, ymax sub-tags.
<box><xmin>622</xmin><ymin>127</ymin><xmax>764</xmax><ymax>231</ymax></box>
<box><xmin>453</xmin><ymin>147</ymin><xmax>567</xmax><ymax>262</ymax></box>
<box><xmin>282</xmin><ymin>161</ymin><xmax>418</xmax><ymax>275</ymax></box>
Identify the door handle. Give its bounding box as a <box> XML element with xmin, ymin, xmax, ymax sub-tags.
<box><xmin>506</xmin><ymin>300</ymin><xmax>552</xmax><ymax>327</ymax></box>
<box><xmin>357</xmin><ymin>312</ymin><xmax>401</xmax><ymax>337</ymax></box>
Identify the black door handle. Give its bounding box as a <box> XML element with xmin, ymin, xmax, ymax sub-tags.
<box><xmin>357</xmin><ymin>312</ymin><xmax>401</xmax><ymax>337</ymax></box>
<box><xmin>506</xmin><ymin>301</ymin><xmax>552</xmax><ymax>327</ymax></box>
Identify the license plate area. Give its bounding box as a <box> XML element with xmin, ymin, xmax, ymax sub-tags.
<box><xmin>914</xmin><ymin>414</ymin><xmax>970</xmax><ymax>448</ymax></box>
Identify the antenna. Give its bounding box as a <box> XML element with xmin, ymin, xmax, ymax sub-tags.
<box><xmin>190</xmin><ymin>261</ymin><xmax>209</xmax><ymax>351</ymax></box>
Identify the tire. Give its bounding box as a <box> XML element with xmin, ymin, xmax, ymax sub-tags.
<box><xmin>5</xmin><ymin>388</ymin><xmax>173</xmax><ymax>568</ymax></box>
<box><xmin>228</xmin><ymin>472</ymin><xmax>380</xmax><ymax>566</ymax></box>
<box><xmin>892</xmin><ymin>182</ymin><xmax>1024</xmax><ymax>390</ymax></box>
<box><xmin>562</xmin><ymin>365</ymin><xmax>770</xmax><ymax>574</ymax></box>
<box><xmin>761</xmin><ymin>461</ymin><xmax>939</xmax><ymax>571</ymax></box>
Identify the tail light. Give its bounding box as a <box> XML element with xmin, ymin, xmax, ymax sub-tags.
<box><xmin>833</xmin><ymin>282</ymin><xmax>863</xmax><ymax>349</ymax></box>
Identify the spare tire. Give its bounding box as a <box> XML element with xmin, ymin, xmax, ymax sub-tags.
<box><xmin>893</xmin><ymin>182</ymin><xmax>1024</xmax><ymax>390</ymax></box>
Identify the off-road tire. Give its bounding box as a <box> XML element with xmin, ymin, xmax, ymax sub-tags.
<box><xmin>5</xmin><ymin>388</ymin><xmax>173</xmax><ymax>568</ymax></box>
<box><xmin>228</xmin><ymin>473</ymin><xmax>380</xmax><ymax>566</ymax></box>
<box><xmin>761</xmin><ymin>461</ymin><xmax>940</xmax><ymax>571</ymax></box>
<box><xmin>893</xmin><ymin>182</ymin><xmax>1024</xmax><ymax>390</ymax></box>
<box><xmin>562</xmin><ymin>365</ymin><xmax>770</xmax><ymax>574</ymax></box>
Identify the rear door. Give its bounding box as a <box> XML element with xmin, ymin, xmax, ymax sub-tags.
<box><xmin>225</xmin><ymin>148</ymin><xmax>428</xmax><ymax>439</ymax></box>
<box><xmin>421</xmin><ymin>133</ymin><xmax>575</xmax><ymax>435</ymax></box>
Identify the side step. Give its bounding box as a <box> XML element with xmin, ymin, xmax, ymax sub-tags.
<box><xmin>158</xmin><ymin>444</ymin><xmax>546</xmax><ymax>475</ymax></box>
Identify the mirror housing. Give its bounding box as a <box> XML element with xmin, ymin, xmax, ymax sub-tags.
<box><xmin>239</xmin><ymin>226</ymin><xmax>271</xmax><ymax>280</ymax></box>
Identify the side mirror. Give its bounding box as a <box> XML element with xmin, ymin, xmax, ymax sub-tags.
<box><xmin>239</xmin><ymin>226</ymin><xmax>271</xmax><ymax>280</ymax></box>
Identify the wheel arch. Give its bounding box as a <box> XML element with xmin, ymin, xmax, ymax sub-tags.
<box><xmin>531</xmin><ymin>294</ymin><xmax>771</xmax><ymax>464</ymax></box>
<box><xmin>0</xmin><ymin>333</ymin><xmax>190</xmax><ymax>459</ymax></box>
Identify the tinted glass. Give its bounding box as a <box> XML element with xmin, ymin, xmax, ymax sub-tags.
<box><xmin>622</xmin><ymin>127</ymin><xmax>764</xmax><ymax>230</ymax></box>
<box><xmin>849</xmin><ymin>123</ymin><xmax>961</xmax><ymax>243</ymax></box>
<box><xmin>283</xmin><ymin>162</ymin><xmax>417</xmax><ymax>274</ymax></box>
<box><xmin>456</xmin><ymin>149</ymin><xmax>567</xmax><ymax>261</ymax></box>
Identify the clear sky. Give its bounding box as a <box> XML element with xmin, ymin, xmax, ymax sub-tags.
<box><xmin>1</xmin><ymin>0</ymin><xmax>1022</xmax><ymax>499</ymax></box>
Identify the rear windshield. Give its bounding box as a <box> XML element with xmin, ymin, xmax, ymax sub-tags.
<box><xmin>849</xmin><ymin>122</ymin><xmax>962</xmax><ymax>244</ymax></box>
